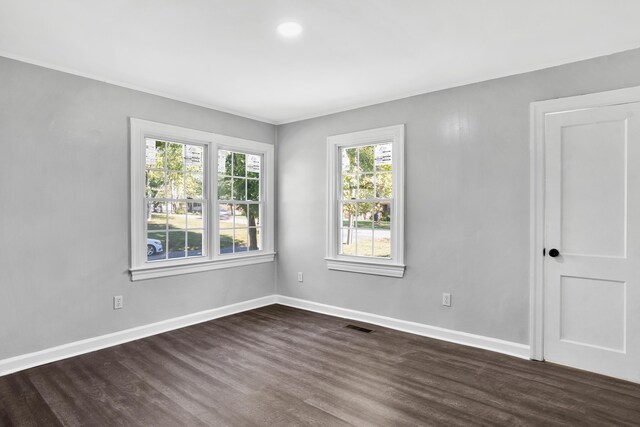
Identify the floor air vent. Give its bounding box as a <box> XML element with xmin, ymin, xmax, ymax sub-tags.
<box><xmin>345</xmin><ymin>324</ymin><xmax>374</xmax><ymax>333</ymax></box>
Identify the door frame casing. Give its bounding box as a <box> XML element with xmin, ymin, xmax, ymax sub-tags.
<box><xmin>529</xmin><ymin>85</ymin><xmax>640</xmax><ymax>361</ymax></box>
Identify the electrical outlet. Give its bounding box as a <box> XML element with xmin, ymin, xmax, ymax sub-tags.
<box><xmin>297</xmin><ymin>272</ymin><xmax>303</xmax><ymax>282</ymax></box>
<box><xmin>113</xmin><ymin>295</ymin><xmax>123</xmax><ymax>310</ymax></box>
<box><xmin>442</xmin><ymin>293</ymin><xmax>451</xmax><ymax>307</ymax></box>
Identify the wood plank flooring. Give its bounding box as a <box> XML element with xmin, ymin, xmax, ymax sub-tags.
<box><xmin>1</xmin><ymin>304</ymin><xmax>639</xmax><ymax>426</ymax></box>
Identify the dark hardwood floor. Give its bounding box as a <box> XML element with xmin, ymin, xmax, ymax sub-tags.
<box><xmin>1</xmin><ymin>304</ymin><xmax>639</xmax><ymax>426</ymax></box>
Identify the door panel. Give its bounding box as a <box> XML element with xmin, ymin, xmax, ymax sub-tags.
<box><xmin>559</xmin><ymin>276</ymin><xmax>626</xmax><ymax>352</ymax></box>
<box><xmin>561</xmin><ymin>120</ymin><xmax>627</xmax><ymax>258</ymax></box>
<box><xmin>544</xmin><ymin>102</ymin><xmax>640</xmax><ymax>382</ymax></box>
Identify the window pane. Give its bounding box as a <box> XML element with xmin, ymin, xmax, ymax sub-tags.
<box><xmin>219</xmin><ymin>201</ymin><xmax>235</xmax><ymax>255</ymax></box>
<box><xmin>342</xmin><ymin>174</ymin><xmax>357</xmax><ymax>200</ymax></box>
<box><xmin>167</xmin><ymin>230</ymin><xmax>186</xmax><ymax>258</ymax></box>
<box><xmin>219</xmin><ymin>203</ymin><xmax>233</xmax><ymax>229</ymax></box>
<box><xmin>233</xmin><ymin>178</ymin><xmax>246</xmax><ymax>200</ymax></box>
<box><xmin>147</xmin><ymin>202</ymin><xmax>167</xmax><ymax>230</ymax></box>
<box><xmin>373</xmin><ymin>230</ymin><xmax>391</xmax><ymax>258</ymax></box>
<box><xmin>185</xmin><ymin>173</ymin><xmax>203</xmax><ymax>199</ymax></box>
<box><xmin>234</xmin><ymin>228</ymin><xmax>249</xmax><ymax>252</ymax></box>
<box><xmin>342</xmin><ymin>203</ymin><xmax>356</xmax><ymax>228</ymax></box>
<box><xmin>147</xmin><ymin>231</ymin><xmax>166</xmax><ymax>261</ymax></box>
<box><xmin>247</xmin><ymin>179</ymin><xmax>259</xmax><ymax>201</ymax></box>
<box><xmin>356</xmin><ymin>202</ymin><xmax>372</xmax><ymax>229</ymax></box>
<box><xmin>168</xmin><ymin>202</ymin><xmax>187</xmax><ymax>229</ymax></box>
<box><xmin>187</xmin><ymin>203</ymin><xmax>203</xmax><ymax>228</ymax></box>
<box><xmin>247</xmin><ymin>154</ymin><xmax>261</xmax><ymax>178</ymax></box>
<box><xmin>234</xmin><ymin>152</ymin><xmax>246</xmax><ymax>176</ymax></box>
<box><xmin>166</xmin><ymin>143</ymin><xmax>185</xmax><ymax>171</ymax></box>
<box><xmin>356</xmin><ymin>229</ymin><xmax>373</xmax><ymax>257</ymax></box>
<box><xmin>187</xmin><ymin>231</ymin><xmax>203</xmax><ymax>257</ymax></box>
<box><xmin>216</xmin><ymin>149</ymin><xmax>267</xmax><ymax>257</ymax></box>
<box><xmin>342</xmin><ymin>147</ymin><xmax>357</xmax><ymax>174</ymax></box>
<box><xmin>234</xmin><ymin>204</ymin><xmax>248</xmax><ymax>227</ymax></box>
<box><xmin>185</xmin><ymin>145</ymin><xmax>203</xmax><ymax>172</ymax></box>
<box><xmin>145</xmin><ymin>139</ymin><xmax>165</xmax><ymax>169</ymax></box>
<box><xmin>375</xmin><ymin>172</ymin><xmax>392</xmax><ymax>198</ymax></box>
<box><xmin>358</xmin><ymin>145</ymin><xmax>374</xmax><ymax>172</ymax></box>
<box><xmin>248</xmin><ymin>228</ymin><xmax>261</xmax><ymax>251</ymax></box>
<box><xmin>218</xmin><ymin>150</ymin><xmax>233</xmax><ymax>175</ymax></box>
<box><xmin>358</xmin><ymin>173</ymin><xmax>374</xmax><ymax>199</ymax></box>
<box><xmin>340</xmin><ymin>229</ymin><xmax>356</xmax><ymax>255</ymax></box>
<box><xmin>218</xmin><ymin>175</ymin><xmax>231</xmax><ymax>200</ymax></box>
<box><xmin>167</xmin><ymin>172</ymin><xmax>185</xmax><ymax>199</ymax></box>
<box><xmin>375</xmin><ymin>143</ymin><xmax>392</xmax><ymax>171</ymax></box>
<box><xmin>145</xmin><ymin>170</ymin><xmax>165</xmax><ymax>198</ymax></box>
<box><xmin>248</xmin><ymin>204</ymin><xmax>260</xmax><ymax>227</ymax></box>
<box><xmin>373</xmin><ymin>203</ymin><xmax>391</xmax><ymax>258</ymax></box>
<box><xmin>374</xmin><ymin>203</ymin><xmax>391</xmax><ymax>229</ymax></box>
<box><xmin>220</xmin><ymin>232</ymin><xmax>233</xmax><ymax>254</ymax></box>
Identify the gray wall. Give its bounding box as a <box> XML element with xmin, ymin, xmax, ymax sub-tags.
<box><xmin>276</xmin><ymin>48</ymin><xmax>640</xmax><ymax>345</ymax></box>
<box><xmin>0</xmin><ymin>57</ymin><xmax>277</xmax><ymax>360</ymax></box>
<box><xmin>4</xmin><ymin>47</ymin><xmax>640</xmax><ymax>361</ymax></box>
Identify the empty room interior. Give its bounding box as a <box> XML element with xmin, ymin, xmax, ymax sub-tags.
<box><xmin>2</xmin><ymin>1</ymin><xmax>640</xmax><ymax>425</ymax></box>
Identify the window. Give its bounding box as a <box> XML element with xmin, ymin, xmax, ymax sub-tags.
<box><xmin>217</xmin><ymin>150</ymin><xmax>263</xmax><ymax>254</ymax></box>
<box><xmin>145</xmin><ymin>139</ymin><xmax>205</xmax><ymax>261</ymax></box>
<box><xmin>326</xmin><ymin>125</ymin><xmax>405</xmax><ymax>277</ymax></box>
<box><xmin>130</xmin><ymin>119</ymin><xmax>274</xmax><ymax>281</ymax></box>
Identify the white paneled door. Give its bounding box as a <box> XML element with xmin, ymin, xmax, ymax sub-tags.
<box><xmin>543</xmin><ymin>101</ymin><xmax>640</xmax><ymax>382</ymax></box>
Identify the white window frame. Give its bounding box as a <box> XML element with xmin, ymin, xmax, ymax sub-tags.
<box><xmin>130</xmin><ymin>118</ymin><xmax>275</xmax><ymax>281</ymax></box>
<box><xmin>326</xmin><ymin>124</ymin><xmax>405</xmax><ymax>277</ymax></box>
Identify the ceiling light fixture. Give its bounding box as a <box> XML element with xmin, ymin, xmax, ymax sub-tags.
<box><xmin>277</xmin><ymin>22</ymin><xmax>303</xmax><ymax>38</ymax></box>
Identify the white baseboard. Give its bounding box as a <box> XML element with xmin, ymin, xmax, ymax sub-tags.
<box><xmin>275</xmin><ymin>295</ymin><xmax>530</xmax><ymax>359</ymax></box>
<box><xmin>0</xmin><ymin>295</ymin><xmax>277</xmax><ymax>377</ymax></box>
<box><xmin>0</xmin><ymin>293</ymin><xmax>529</xmax><ymax>377</ymax></box>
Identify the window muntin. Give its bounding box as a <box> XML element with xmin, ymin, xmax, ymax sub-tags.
<box><xmin>217</xmin><ymin>150</ymin><xmax>263</xmax><ymax>254</ymax></box>
<box><xmin>145</xmin><ymin>139</ymin><xmax>206</xmax><ymax>262</ymax></box>
<box><xmin>339</xmin><ymin>143</ymin><xmax>392</xmax><ymax>258</ymax></box>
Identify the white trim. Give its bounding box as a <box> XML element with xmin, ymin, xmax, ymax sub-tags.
<box><xmin>325</xmin><ymin>258</ymin><xmax>405</xmax><ymax>278</ymax></box>
<box><xmin>529</xmin><ymin>85</ymin><xmax>640</xmax><ymax>361</ymax></box>
<box><xmin>0</xmin><ymin>295</ymin><xmax>277</xmax><ymax>377</ymax></box>
<box><xmin>276</xmin><ymin>295</ymin><xmax>530</xmax><ymax>359</ymax></box>
<box><xmin>130</xmin><ymin>118</ymin><xmax>275</xmax><ymax>280</ymax></box>
<box><xmin>131</xmin><ymin>252</ymin><xmax>276</xmax><ymax>281</ymax></box>
<box><xmin>0</xmin><ymin>293</ymin><xmax>531</xmax><ymax>377</ymax></box>
<box><xmin>326</xmin><ymin>125</ymin><xmax>405</xmax><ymax>277</ymax></box>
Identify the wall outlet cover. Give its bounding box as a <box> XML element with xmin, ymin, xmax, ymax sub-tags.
<box><xmin>114</xmin><ymin>295</ymin><xmax>123</xmax><ymax>310</ymax></box>
<box><xmin>442</xmin><ymin>293</ymin><xmax>451</xmax><ymax>307</ymax></box>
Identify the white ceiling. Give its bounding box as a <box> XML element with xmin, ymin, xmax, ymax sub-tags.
<box><xmin>1</xmin><ymin>0</ymin><xmax>640</xmax><ymax>124</ymax></box>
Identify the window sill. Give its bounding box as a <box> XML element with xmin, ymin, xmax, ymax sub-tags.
<box><xmin>130</xmin><ymin>252</ymin><xmax>276</xmax><ymax>281</ymax></box>
<box><xmin>325</xmin><ymin>257</ymin><xmax>405</xmax><ymax>278</ymax></box>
